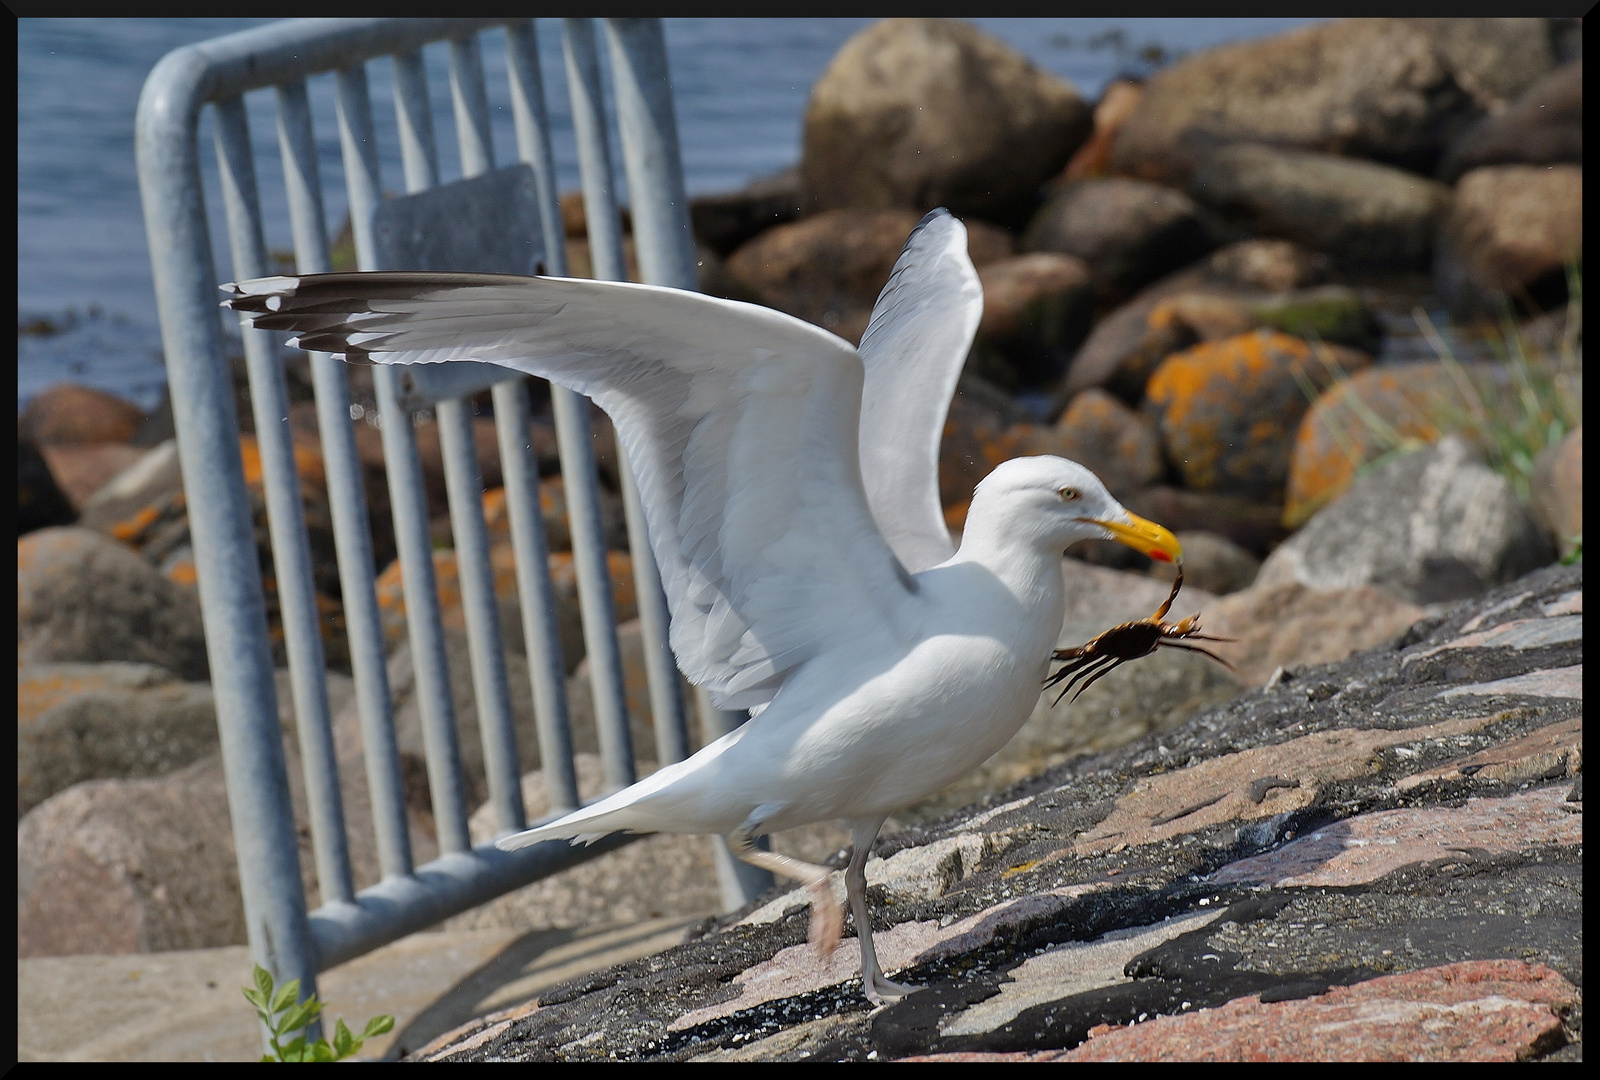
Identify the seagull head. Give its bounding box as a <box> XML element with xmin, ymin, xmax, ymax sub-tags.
<box><xmin>968</xmin><ymin>456</ymin><xmax>1183</xmax><ymax>564</ymax></box>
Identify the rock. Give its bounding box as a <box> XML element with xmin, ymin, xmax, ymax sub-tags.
<box><xmin>724</xmin><ymin>208</ymin><xmax>1013</xmax><ymax>346</ymax></box>
<box><xmin>18</xmin><ymin>436</ymin><xmax>77</xmax><ymax>537</ymax></box>
<box><xmin>17</xmin><ymin>527</ymin><xmax>209</xmax><ymax>680</ymax></box>
<box><xmin>77</xmin><ymin>439</ymin><xmax>184</xmax><ymax>535</ymax></box>
<box><xmin>1121</xmin><ymin>486</ymin><xmax>1288</xmax><ymax>559</ymax></box>
<box><xmin>1529</xmin><ymin>426</ymin><xmax>1582</xmax><ymax>552</ymax></box>
<box><xmin>1439</xmin><ymin>61</ymin><xmax>1583</xmax><ymax>182</ymax></box>
<box><xmin>1202</xmin><ymin>580</ymin><xmax>1424</xmax><ymax>687</ymax></box>
<box><xmin>1149</xmin><ymin>531</ymin><xmax>1260</xmax><ymax>596</ymax></box>
<box><xmin>990</xmin><ymin>389</ymin><xmax>1162</xmax><ymax>498</ymax></box>
<box><xmin>1256</xmin><ymin>436</ymin><xmax>1554</xmax><ymax>605</ymax></box>
<box><xmin>1058</xmin><ymin>239</ymin><xmax>1330</xmax><ymax>404</ymax></box>
<box><xmin>16</xmin><ymin>757</ymin><xmax>243</xmax><ymax>957</ymax></box>
<box><xmin>1284</xmin><ymin>362</ymin><xmax>1464</xmax><ymax>527</ymax></box>
<box><xmin>19</xmin><ymin>383</ymin><xmax>146</xmax><ymax>446</ymax></box>
<box><xmin>690</xmin><ymin>166</ymin><xmax>804</xmax><ymax>258</ymax></box>
<box><xmin>1144</xmin><ymin>330</ymin><xmax>1373</xmax><ymax>501</ymax></box>
<box><xmin>1251</xmin><ymin>286</ymin><xmax>1382</xmax><ymax>354</ymax></box>
<box><xmin>1061</xmin><ymin>960</ymin><xmax>1578</xmax><ymax>1062</ymax></box>
<box><xmin>1110</xmin><ymin>18</ymin><xmax>1558</xmax><ymax>183</ymax></box>
<box><xmin>1189</xmin><ymin>144</ymin><xmax>1452</xmax><ymax>270</ymax></box>
<box><xmin>1434</xmin><ymin>164</ymin><xmax>1583</xmax><ymax>315</ymax></box>
<box><xmin>1059</xmin><ymin>80</ymin><xmax>1142</xmax><ymax>182</ymax></box>
<box><xmin>969</xmin><ymin>253</ymin><xmax>1094</xmax><ymax>390</ymax></box>
<box><xmin>1023</xmin><ymin>178</ymin><xmax>1226</xmax><ymax>305</ymax></box>
<box><xmin>801</xmin><ymin>18</ymin><xmax>1091</xmax><ymax>225</ymax></box>
<box><xmin>37</xmin><ymin>443</ymin><xmax>149</xmax><ymax>511</ymax></box>
<box><xmin>937</xmin><ymin>378</ymin><xmax>1014</xmax><ymax>529</ymax></box>
<box><xmin>17</xmin><ymin>663</ymin><xmax>218</xmax><ymax>819</ymax></box>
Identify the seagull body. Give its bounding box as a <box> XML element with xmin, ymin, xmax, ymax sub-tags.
<box><xmin>225</xmin><ymin>210</ymin><xmax>1180</xmax><ymax>1003</ymax></box>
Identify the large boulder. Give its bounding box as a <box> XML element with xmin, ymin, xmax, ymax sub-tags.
<box><xmin>801</xmin><ymin>18</ymin><xmax>1091</xmax><ymax>225</ymax></box>
<box><xmin>1529</xmin><ymin>426</ymin><xmax>1582</xmax><ymax>553</ymax></box>
<box><xmin>724</xmin><ymin>208</ymin><xmax>1013</xmax><ymax>346</ymax></box>
<box><xmin>566</xmin><ymin>619</ymin><xmax>697</xmax><ymax>770</ymax></box>
<box><xmin>989</xmin><ymin>389</ymin><xmax>1163</xmax><ymax>498</ymax></box>
<box><xmin>17</xmin><ymin>662</ymin><xmax>218</xmax><ymax>819</ymax></box>
<box><xmin>1256</xmin><ymin>436</ymin><xmax>1554</xmax><ymax>605</ymax></box>
<box><xmin>1189</xmin><ymin>144</ymin><xmax>1452</xmax><ymax>270</ymax></box>
<box><xmin>17</xmin><ymin>527</ymin><xmax>209</xmax><ymax>680</ymax></box>
<box><xmin>19</xmin><ymin>383</ymin><xmax>146</xmax><ymax>446</ymax></box>
<box><xmin>690</xmin><ymin>166</ymin><xmax>804</xmax><ymax>259</ymax></box>
<box><xmin>1438</xmin><ymin>61</ymin><xmax>1583</xmax><ymax>182</ymax></box>
<box><xmin>1110</xmin><ymin>18</ymin><xmax>1559</xmax><ymax>183</ymax></box>
<box><xmin>1022</xmin><ymin>178</ymin><xmax>1226</xmax><ymax>304</ymax></box>
<box><xmin>1203</xmin><ymin>581</ymin><xmax>1424</xmax><ymax>687</ymax></box>
<box><xmin>1143</xmin><ymin>330</ymin><xmax>1372</xmax><ymax>502</ymax></box>
<box><xmin>1059</xmin><ymin>239</ymin><xmax>1330</xmax><ymax>404</ymax></box>
<box><xmin>1154</xmin><ymin>531</ymin><xmax>1261</xmax><ymax>597</ymax></box>
<box><xmin>36</xmin><ymin>444</ymin><xmax>148</xmax><ymax>512</ymax></box>
<box><xmin>1433</xmin><ymin>164</ymin><xmax>1583</xmax><ymax>315</ymax></box>
<box><xmin>969</xmin><ymin>253</ymin><xmax>1094</xmax><ymax>390</ymax></box>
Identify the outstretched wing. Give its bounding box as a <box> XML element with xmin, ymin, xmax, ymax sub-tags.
<box><xmin>226</xmin><ymin>273</ymin><xmax>920</xmax><ymax>709</ymax></box>
<box><xmin>855</xmin><ymin>209</ymin><xmax>983</xmax><ymax>573</ymax></box>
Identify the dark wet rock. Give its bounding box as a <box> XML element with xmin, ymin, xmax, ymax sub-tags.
<box><xmin>801</xmin><ymin>18</ymin><xmax>1091</xmax><ymax>226</ymax></box>
<box><xmin>1438</xmin><ymin>61</ymin><xmax>1583</xmax><ymax>182</ymax></box>
<box><xmin>969</xmin><ymin>253</ymin><xmax>1094</xmax><ymax>390</ymax></box>
<box><xmin>1110</xmin><ymin>18</ymin><xmax>1558</xmax><ymax>184</ymax></box>
<box><xmin>1057</xmin><ymin>239</ymin><xmax>1331</xmax><ymax>405</ymax></box>
<box><xmin>1151</xmin><ymin>531</ymin><xmax>1260</xmax><ymax>596</ymax></box>
<box><xmin>1143</xmin><ymin>330</ymin><xmax>1372</xmax><ymax>502</ymax></box>
<box><xmin>1189</xmin><ymin>144</ymin><xmax>1451</xmax><ymax>271</ymax></box>
<box><xmin>19</xmin><ymin>382</ymin><xmax>146</xmax><ymax>446</ymax></box>
<box><xmin>17</xmin><ymin>526</ymin><xmax>209</xmax><ymax>680</ymax></box>
<box><xmin>18</xmin><ymin>435</ymin><xmax>77</xmax><ymax>537</ymax></box>
<box><xmin>420</xmin><ymin>560</ymin><xmax>1581</xmax><ymax>1062</ymax></box>
<box><xmin>1433</xmin><ymin>164</ymin><xmax>1583</xmax><ymax>316</ymax></box>
<box><xmin>1257</xmin><ymin>436</ymin><xmax>1556</xmax><ymax>606</ymax></box>
<box><xmin>1529</xmin><ymin>426</ymin><xmax>1582</xmax><ymax>553</ymax></box>
<box><xmin>1023</xmin><ymin>178</ymin><xmax>1226</xmax><ymax>305</ymax></box>
<box><xmin>724</xmin><ymin>208</ymin><xmax>1014</xmax><ymax>347</ymax></box>
<box><xmin>690</xmin><ymin>166</ymin><xmax>803</xmax><ymax>258</ymax></box>
<box><xmin>17</xmin><ymin>662</ymin><xmax>218</xmax><ymax>819</ymax></box>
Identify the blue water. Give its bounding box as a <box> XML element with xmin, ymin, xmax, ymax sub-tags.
<box><xmin>17</xmin><ymin>18</ymin><xmax>1316</xmax><ymax>410</ymax></box>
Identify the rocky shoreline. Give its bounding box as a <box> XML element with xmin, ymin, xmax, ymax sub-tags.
<box><xmin>16</xmin><ymin>16</ymin><xmax>1583</xmax><ymax>1061</ymax></box>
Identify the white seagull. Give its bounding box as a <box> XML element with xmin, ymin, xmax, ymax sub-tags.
<box><xmin>225</xmin><ymin>209</ymin><xmax>1181</xmax><ymax>1004</ymax></box>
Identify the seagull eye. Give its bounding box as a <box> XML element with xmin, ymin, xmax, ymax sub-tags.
<box><xmin>1058</xmin><ymin>487</ymin><xmax>1081</xmax><ymax>502</ymax></box>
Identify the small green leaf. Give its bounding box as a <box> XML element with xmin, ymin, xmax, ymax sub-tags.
<box><xmin>253</xmin><ymin>964</ymin><xmax>274</xmax><ymax>999</ymax></box>
<box><xmin>242</xmin><ymin>986</ymin><xmax>269</xmax><ymax>1012</ymax></box>
<box><xmin>271</xmin><ymin>978</ymin><xmax>301</xmax><ymax>1016</ymax></box>
<box><xmin>281</xmin><ymin>1035</ymin><xmax>308</xmax><ymax>1061</ymax></box>
<box><xmin>279</xmin><ymin>1001</ymin><xmax>319</xmax><ymax>1034</ymax></box>
<box><xmin>311</xmin><ymin>1040</ymin><xmax>338</xmax><ymax>1062</ymax></box>
<box><xmin>362</xmin><ymin>1014</ymin><xmax>395</xmax><ymax>1038</ymax></box>
<box><xmin>333</xmin><ymin>1018</ymin><xmax>356</xmax><ymax>1056</ymax></box>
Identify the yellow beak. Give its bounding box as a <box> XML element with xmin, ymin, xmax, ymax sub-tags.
<box><xmin>1080</xmin><ymin>512</ymin><xmax>1183</xmax><ymax>564</ymax></box>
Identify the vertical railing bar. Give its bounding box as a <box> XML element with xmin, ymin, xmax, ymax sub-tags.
<box><xmin>560</xmin><ymin>16</ymin><xmax>636</xmax><ymax>792</ymax></box>
<box><xmin>606</xmin><ymin>19</ymin><xmax>772</xmax><ymax>902</ymax></box>
<box><xmin>336</xmin><ymin>61</ymin><xmax>472</xmax><ymax>856</ymax></box>
<box><xmin>391</xmin><ymin>50</ymin><xmax>440</xmax><ymax>192</ymax></box>
<box><xmin>503</xmin><ymin>19</ymin><xmax>581</xmax><ymax>813</ymax></box>
<box><xmin>139</xmin><ymin>61</ymin><xmax>318</xmax><ymax>1045</ymax></box>
<box><xmin>276</xmin><ymin>77</ymin><xmax>413</xmax><ymax>881</ymax></box>
<box><xmin>443</xmin><ymin>29</ymin><xmax>528</xmax><ymax>835</ymax></box>
<box><xmin>447</xmin><ymin>33</ymin><xmax>495</xmax><ymax>179</ymax></box>
<box><xmin>214</xmin><ymin>94</ymin><xmax>355</xmax><ymax>908</ymax></box>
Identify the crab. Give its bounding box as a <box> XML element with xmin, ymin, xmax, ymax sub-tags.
<box><xmin>1045</xmin><ymin>568</ymin><xmax>1235</xmax><ymax>705</ymax></box>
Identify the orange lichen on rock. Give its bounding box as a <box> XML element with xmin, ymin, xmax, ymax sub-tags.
<box><xmin>1145</xmin><ymin>330</ymin><xmax>1370</xmax><ymax>501</ymax></box>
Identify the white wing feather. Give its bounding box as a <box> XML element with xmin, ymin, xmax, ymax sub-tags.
<box><xmin>855</xmin><ymin>209</ymin><xmax>983</xmax><ymax>573</ymax></box>
<box><xmin>226</xmin><ymin>273</ymin><xmax>920</xmax><ymax>710</ymax></box>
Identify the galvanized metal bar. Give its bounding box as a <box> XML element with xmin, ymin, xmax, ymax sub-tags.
<box><xmin>276</xmin><ymin>78</ymin><xmax>413</xmax><ymax>881</ymax></box>
<box><xmin>447</xmin><ymin>33</ymin><xmax>495</xmax><ymax>180</ymax></box>
<box><xmin>502</xmin><ymin>20</ymin><xmax>581</xmax><ymax>813</ymax></box>
<box><xmin>137</xmin><ymin>45</ymin><xmax>319</xmax><ymax>1027</ymax></box>
<box><xmin>214</xmin><ymin>94</ymin><xmax>355</xmax><ymax>908</ymax></box>
<box><xmin>491</xmin><ymin>380</ymin><xmax>579</xmax><ymax>815</ymax></box>
<box><xmin>561</xmin><ymin>17</ymin><xmax>635</xmax><ymax>792</ymax></box>
<box><xmin>391</xmin><ymin>50</ymin><xmax>440</xmax><ymax>192</ymax></box>
<box><xmin>336</xmin><ymin>62</ymin><xmax>472</xmax><ymax>856</ymax></box>
<box><xmin>505</xmin><ymin>20</ymin><xmax>567</xmax><ymax>277</ymax></box>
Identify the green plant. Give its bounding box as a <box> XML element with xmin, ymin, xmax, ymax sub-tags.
<box><xmin>244</xmin><ymin>963</ymin><xmax>395</xmax><ymax>1062</ymax></box>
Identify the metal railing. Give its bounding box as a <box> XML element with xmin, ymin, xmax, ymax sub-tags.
<box><xmin>136</xmin><ymin>17</ymin><xmax>770</xmax><ymax>1029</ymax></box>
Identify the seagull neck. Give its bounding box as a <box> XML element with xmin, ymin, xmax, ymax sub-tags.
<box><xmin>952</xmin><ymin>511</ymin><xmax>1066</xmax><ymax>608</ymax></box>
